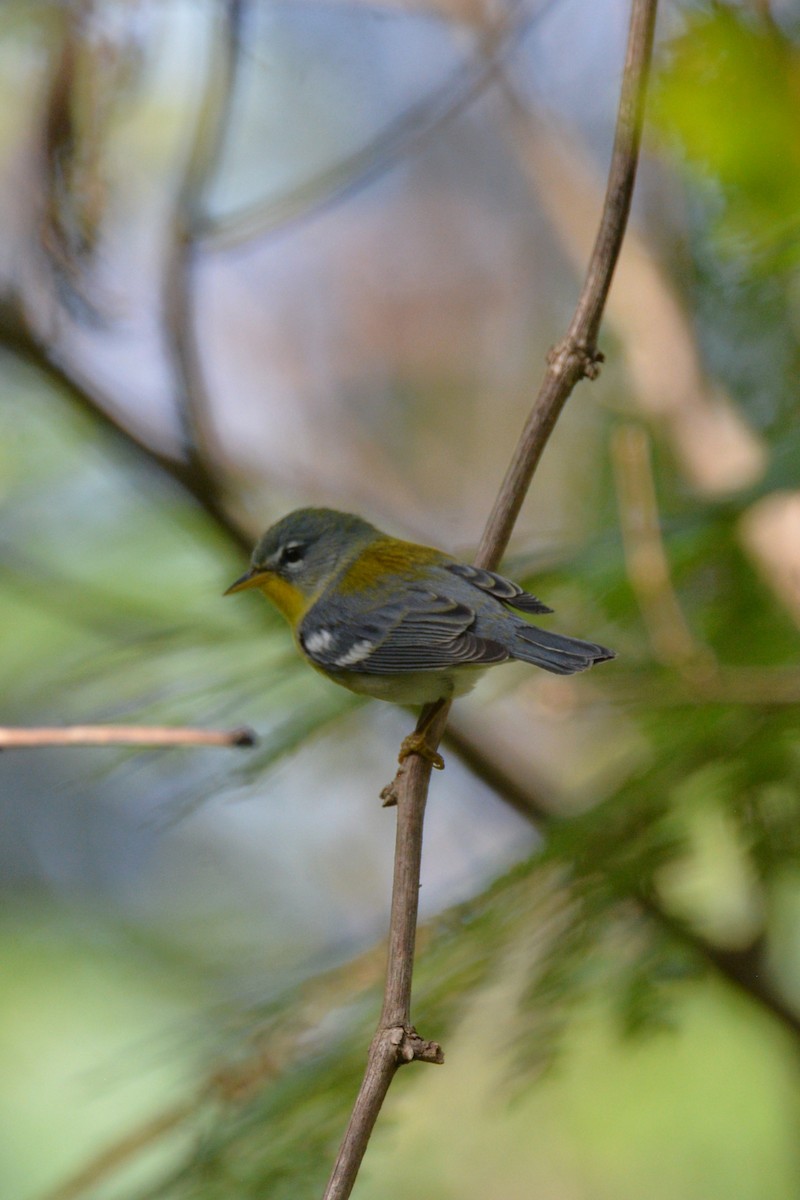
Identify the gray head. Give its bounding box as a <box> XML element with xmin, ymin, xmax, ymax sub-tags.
<box><xmin>226</xmin><ymin>508</ymin><xmax>379</xmax><ymax>596</ymax></box>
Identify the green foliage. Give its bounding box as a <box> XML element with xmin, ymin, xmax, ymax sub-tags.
<box><xmin>122</xmin><ymin>862</ymin><xmax>546</xmax><ymax>1199</ymax></box>
<box><xmin>120</xmin><ymin>847</ymin><xmax>719</xmax><ymax>1199</ymax></box>
<box><xmin>146</xmin><ymin>1031</ymin><xmax>372</xmax><ymax>1200</ymax></box>
<box><xmin>653</xmin><ymin>8</ymin><xmax>800</xmax><ymax>268</ymax></box>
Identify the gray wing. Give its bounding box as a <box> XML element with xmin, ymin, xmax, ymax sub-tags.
<box><xmin>446</xmin><ymin>563</ymin><xmax>553</xmax><ymax>614</ymax></box>
<box><xmin>299</xmin><ymin>586</ymin><xmax>509</xmax><ymax>675</ymax></box>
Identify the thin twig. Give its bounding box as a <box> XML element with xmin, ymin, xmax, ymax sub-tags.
<box><xmin>0</xmin><ymin>725</ymin><xmax>256</xmax><ymax>749</ymax></box>
<box><xmin>475</xmin><ymin>1</ymin><xmax>657</xmax><ymax>568</ymax></box>
<box><xmin>323</xmin><ymin>3</ymin><xmax>659</xmax><ymax>1197</ymax></box>
<box><xmin>323</xmin><ymin>748</ymin><xmax>445</xmax><ymax>1199</ymax></box>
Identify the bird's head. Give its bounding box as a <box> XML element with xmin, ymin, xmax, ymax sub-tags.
<box><xmin>224</xmin><ymin>507</ymin><xmax>378</xmax><ymax>620</ymax></box>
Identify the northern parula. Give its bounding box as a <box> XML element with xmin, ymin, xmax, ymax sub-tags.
<box><xmin>225</xmin><ymin>508</ymin><xmax>614</xmax><ymax>767</ymax></box>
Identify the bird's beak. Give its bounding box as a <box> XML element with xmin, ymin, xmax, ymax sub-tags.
<box><xmin>224</xmin><ymin>567</ymin><xmax>270</xmax><ymax>595</ymax></box>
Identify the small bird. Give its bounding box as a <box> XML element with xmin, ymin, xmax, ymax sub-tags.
<box><xmin>226</xmin><ymin>508</ymin><xmax>614</xmax><ymax>769</ymax></box>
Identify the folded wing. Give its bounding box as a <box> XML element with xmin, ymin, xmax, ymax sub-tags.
<box><xmin>300</xmin><ymin>587</ymin><xmax>509</xmax><ymax>674</ymax></box>
<box><xmin>446</xmin><ymin>563</ymin><xmax>553</xmax><ymax>614</ymax></box>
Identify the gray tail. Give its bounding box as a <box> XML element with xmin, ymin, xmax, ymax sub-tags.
<box><xmin>512</xmin><ymin>624</ymin><xmax>615</xmax><ymax>676</ymax></box>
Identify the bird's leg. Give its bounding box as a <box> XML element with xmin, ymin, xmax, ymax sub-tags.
<box><xmin>398</xmin><ymin>702</ymin><xmax>445</xmax><ymax>771</ymax></box>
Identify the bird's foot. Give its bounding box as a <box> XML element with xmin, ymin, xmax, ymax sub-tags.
<box><xmin>398</xmin><ymin>731</ymin><xmax>445</xmax><ymax>772</ymax></box>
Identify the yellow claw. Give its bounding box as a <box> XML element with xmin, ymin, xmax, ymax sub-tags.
<box><xmin>398</xmin><ymin>732</ymin><xmax>445</xmax><ymax>771</ymax></box>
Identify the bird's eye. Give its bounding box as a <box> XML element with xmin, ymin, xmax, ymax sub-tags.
<box><xmin>280</xmin><ymin>542</ymin><xmax>305</xmax><ymax>567</ymax></box>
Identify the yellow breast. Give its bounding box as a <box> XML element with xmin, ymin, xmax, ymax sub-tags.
<box><xmin>255</xmin><ymin>575</ymin><xmax>308</xmax><ymax>624</ymax></box>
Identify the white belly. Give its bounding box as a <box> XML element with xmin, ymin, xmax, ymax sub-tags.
<box><xmin>331</xmin><ymin>666</ymin><xmax>487</xmax><ymax>705</ymax></box>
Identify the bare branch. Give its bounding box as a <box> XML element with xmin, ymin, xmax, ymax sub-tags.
<box><xmin>323</xmin><ymin>746</ymin><xmax>445</xmax><ymax>1199</ymax></box>
<box><xmin>0</xmin><ymin>725</ymin><xmax>256</xmax><ymax>749</ymax></box>
<box><xmin>323</xmin><ymin>3</ymin><xmax>659</xmax><ymax>1197</ymax></box>
<box><xmin>476</xmin><ymin>0</ymin><xmax>658</xmax><ymax>568</ymax></box>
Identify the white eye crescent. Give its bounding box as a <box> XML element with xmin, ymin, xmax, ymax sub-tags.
<box><xmin>281</xmin><ymin>541</ymin><xmax>305</xmax><ymax>568</ymax></box>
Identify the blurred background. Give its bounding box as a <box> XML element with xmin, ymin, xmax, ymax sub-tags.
<box><xmin>1</xmin><ymin>0</ymin><xmax>800</xmax><ymax>1197</ymax></box>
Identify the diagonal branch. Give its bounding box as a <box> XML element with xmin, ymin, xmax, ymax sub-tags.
<box><xmin>0</xmin><ymin>303</ymin><xmax>252</xmax><ymax>552</ymax></box>
<box><xmin>322</xmin><ymin>3</ymin><xmax>659</xmax><ymax>1198</ymax></box>
<box><xmin>475</xmin><ymin>0</ymin><xmax>657</xmax><ymax>569</ymax></box>
<box><xmin>195</xmin><ymin>0</ymin><xmax>539</xmax><ymax>251</ymax></box>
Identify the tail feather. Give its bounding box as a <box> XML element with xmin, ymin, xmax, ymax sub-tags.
<box><xmin>512</xmin><ymin>624</ymin><xmax>615</xmax><ymax>676</ymax></box>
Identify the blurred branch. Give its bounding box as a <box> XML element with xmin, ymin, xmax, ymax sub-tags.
<box><xmin>611</xmin><ymin>427</ymin><xmax>800</xmax><ymax>705</ymax></box>
<box><xmin>196</xmin><ymin>0</ymin><xmax>535</xmax><ymax>250</ymax></box>
<box><xmin>36</xmin><ymin>0</ymin><xmax>146</xmax><ymax>326</ymax></box>
<box><xmin>39</xmin><ymin>1</ymin><xmax>106</xmax><ymax>320</ymax></box>
<box><xmin>163</xmin><ymin>0</ymin><xmax>244</xmax><ymax>472</ymax></box>
<box><xmin>444</xmin><ymin>716</ymin><xmax>553</xmax><ymax>824</ymax></box>
<box><xmin>443</xmin><ymin>720</ymin><xmax>800</xmax><ymax>1040</ymax></box>
<box><xmin>739</xmin><ymin>491</ymin><xmax>800</xmax><ymax>629</ymax></box>
<box><xmin>41</xmin><ymin>1104</ymin><xmax>194</xmax><ymax>1200</ymax></box>
<box><xmin>602</xmin><ymin>666</ymin><xmax>800</xmax><ymax>706</ymax></box>
<box><xmin>0</xmin><ymin>302</ymin><xmax>252</xmax><ymax>552</ymax></box>
<box><xmin>39</xmin><ymin>3</ymin><xmax>86</xmax><ymax>299</ymax></box>
<box><xmin>634</xmin><ymin>894</ymin><xmax>800</xmax><ymax>1038</ymax></box>
<box><xmin>2</xmin><ymin>4</ymin><xmax>248</xmax><ymax>545</ymax></box>
<box><xmin>611</xmin><ymin>423</ymin><xmax>714</xmax><ymax>674</ymax></box>
<box><xmin>0</xmin><ymin>725</ymin><xmax>256</xmax><ymax>749</ymax></box>
<box><xmin>323</xmin><ymin>3</ymin><xmax>659</xmax><ymax>1198</ymax></box>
